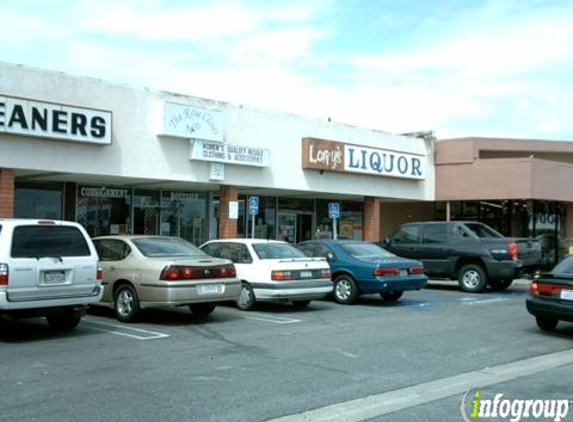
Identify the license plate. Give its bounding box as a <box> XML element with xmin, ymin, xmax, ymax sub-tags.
<box><xmin>400</xmin><ymin>270</ymin><xmax>407</xmax><ymax>277</ymax></box>
<box><xmin>560</xmin><ymin>289</ymin><xmax>573</xmax><ymax>301</ymax></box>
<box><xmin>300</xmin><ymin>271</ymin><xmax>313</xmax><ymax>278</ymax></box>
<box><xmin>44</xmin><ymin>271</ymin><xmax>65</xmax><ymax>284</ymax></box>
<box><xmin>198</xmin><ymin>284</ymin><xmax>223</xmax><ymax>295</ymax></box>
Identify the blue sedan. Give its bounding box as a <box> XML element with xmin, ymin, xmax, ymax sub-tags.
<box><xmin>297</xmin><ymin>240</ymin><xmax>428</xmax><ymax>304</ymax></box>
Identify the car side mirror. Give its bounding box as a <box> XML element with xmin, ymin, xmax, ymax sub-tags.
<box><xmin>326</xmin><ymin>252</ymin><xmax>335</xmax><ymax>262</ymax></box>
<box><xmin>383</xmin><ymin>237</ymin><xmax>391</xmax><ymax>245</ymax></box>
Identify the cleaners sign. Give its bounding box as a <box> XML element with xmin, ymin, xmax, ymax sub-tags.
<box><xmin>302</xmin><ymin>137</ymin><xmax>426</xmax><ymax>180</ymax></box>
<box><xmin>0</xmin><ymin>95</ymin><xmax>112</xmax><ymax>145</ymax></box>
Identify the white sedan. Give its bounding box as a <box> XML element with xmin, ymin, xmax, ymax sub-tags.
<box><xmin>200</xmin><ymin>239</ymin><xmax>333</xmax><ymax>310</ymax></box>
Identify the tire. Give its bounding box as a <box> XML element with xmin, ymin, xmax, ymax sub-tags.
<box><xmin>333</xmin><ymin>274</ymin><xmax>359</xmax><ymax>304</ymax></box>
<box><xmin>292</xmin><ymin>300</ymin><xmax>311</xmax><ymax>309</ymax></box>
<box><xmin>114</xmin><ymin>284</ymin><xmax>140</xmax><ymax>322</ymax></box>
<box><xmin>489</xmin><ymin>279</ymin><xmax>513</xmax><ymax>291</ymax></box>
<box><xmin>46</xmin><ymin>312</ymin><xmax>81</xmax><ymax>331</ymax></box>
<box><xmin>236</xmin><ymin>282</ymin><xmax>256</xmax><ymax>311</ymax></box>
<box><xmin>536</xmin><ymin>316</ymin><xmax>558</xmax><ymax>332</ymax></box>
<box><xmin>380</xmin><ymin>291</ymin><xmax>403</xmax><ymax>302</ymax></box>
<box><xmin>189</xmin><ymin>303</ymin><xmax>216</xmax><ymax>317</ymax></box>
<box><xmin>458</xmin><ymin>264</ymin><xmax>488</xmax><ymax>293</ymax></box>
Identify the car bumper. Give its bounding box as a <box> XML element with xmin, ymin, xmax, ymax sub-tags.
<box><xmin>526</xmin><ymin>296</ymin><xmax>573</xmax><ymax>323</ymax></box>
<box><xmin>359</xmin><ymin>275</ymin><xmax>427</xmax><ymax>294</ymax></box>
<box><xmin>0</xmin><ymin>285</ymin><xmax>104</xmax><ymax>311</ymax></box>
<box><xmin>253</xmin><ymin>279</ymin><xmax>333</xmax><ymax>301</ymax></box>
<box><xmin>136</xmin><ymin>279</ymin><xmax>242</xmax><ymax>308</ymax></box>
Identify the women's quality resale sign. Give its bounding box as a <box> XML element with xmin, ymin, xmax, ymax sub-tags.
<box><xmin>301</xmin><ymin>137</ymin><xmax>426</xmax><ymax>180</ymax></box>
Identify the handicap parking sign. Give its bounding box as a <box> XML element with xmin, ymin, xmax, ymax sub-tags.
<box><xmin>249</xmin><ymin>196</ymin><xmax>259</xmax><ymax>215</ymax></box>
<box><xmin>328</xmin><ymin>202</ymin><xmax>340</xmax><ymax>219</ymax></box>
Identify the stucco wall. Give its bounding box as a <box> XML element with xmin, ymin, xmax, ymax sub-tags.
<box><xmin>0</xmin><ymin>62</ymin><xmax>435</xmax><ymax>202</ymax></box>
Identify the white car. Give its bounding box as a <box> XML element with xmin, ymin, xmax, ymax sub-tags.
<box><xmin>0</xmin><ymin>219</ymin><xmax>103</xmax><ymax>330</ymax></box>
<box><xmin>200</xmin><ymin>239</ymin><xmax>333</xmax><ymax>310</ymax></box>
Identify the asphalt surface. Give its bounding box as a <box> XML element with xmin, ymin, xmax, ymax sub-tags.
<box><xmin>1</xmin><ymin>280</ymin><xmax>572</xmax><ymax>422</ymax></box>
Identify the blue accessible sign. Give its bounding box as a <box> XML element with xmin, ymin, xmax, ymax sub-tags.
<box><xmin>249</xmin><ymin>196</ymin><xmax>259</xmax><ymax>215</ymax></box>
<box><xmin>328</xmin><ymin>202</ymin><xmax>340</xmax><ymax>219</ymax></box>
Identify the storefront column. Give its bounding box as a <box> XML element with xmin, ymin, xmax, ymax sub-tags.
<box><xmin>566</xmin><ymin>203</ymin><xmax>573</xmax><ymax>240</ymax></box>
<box><xmin>219</xmin><ymin>185</ymin><xmax>238</xmax><ymax>239</ymax></box>
<box><xmin>0</xmin><ymin>168</ymin><xmax>15</xmax><ymax>218</ymax></box>
<box><xmin>364</xmin><ymin>196</ymin><xmax>381</xmax><ymax>242</ymax></box>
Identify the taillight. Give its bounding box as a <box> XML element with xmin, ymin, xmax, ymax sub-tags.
<box><xmin>160</xmin><ymin>264</ymin><xmax>236</xmax><ymax>280</ymax></box>
<box><xmin>530</xmin><ymin>282</ymin><xmax>567</xmax><ymax>296</ymax></box>
<box><xmin>0</xmin><ymin>263</ymin><xmax>8</xmax><ymax>285</ymax></box>
<box><xmin>408</xmin><ymin>266</ymin><xmax>425</xmax><ymax>275</ymax></box>
<box><xmin>507</xmin><ymin>242</ymin><xmax>518</xmax><ymax>261</ymax></box>
<box><xmin>373</xmin><ymin>267</ymin><xmax>400</xmax><ymax>276</ymax></box>
<box><xmin>320</xmin><ymin>269</ymin><xmax>332</xmax><ymax>279</ymax></box>
<box><xmin>271</xmin><ymin>270</ymin><xmax>295</xmax><ymax>281</ymax></box>
<box><xmin>96</xmin><ymin>262</ymin><xmax>103</xmax><ymax>280</ymax></box>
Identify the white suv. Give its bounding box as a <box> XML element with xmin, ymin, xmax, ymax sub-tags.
<box><xmin>0</xmin><ymin>219</ymin><xmax>103</xmax><ymax>330</ymax></box>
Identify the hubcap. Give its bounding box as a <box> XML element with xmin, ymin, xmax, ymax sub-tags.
<box><xmin>238</xmin><ymin>285</ymin><xmax>251</xmax><ymax>307</ymax></box>
<box><xmin>462</xmin><ymin>270</ymin><xmax>481</xmax><ymax>288</ymax></box>
<box><xmin>117</xmin><ymin>289</ymin><xmax>133</xmax><ymax>316</ymax></box>
<box><xmin>336</xmin><ymin>279</ymin><xmax>352</xmax><ymax>300</ymax></box>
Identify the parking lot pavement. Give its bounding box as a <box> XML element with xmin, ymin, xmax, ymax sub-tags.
<box><xmin>1</xmin><ymin>280</ymin><xmax>571</xmax><ymax>422</ymax></box>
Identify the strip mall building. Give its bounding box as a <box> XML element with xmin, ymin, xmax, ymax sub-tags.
<box><xmin>0</xmin><ymin>62</ymin><xmax>571</xmax><ymax>261</ymax></box>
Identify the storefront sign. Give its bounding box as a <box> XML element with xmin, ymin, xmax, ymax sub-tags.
<box><xmin>0</xmin><ymin>95</ymin><xmax>112</xmax><ymax>145</ymax></box>
<box><xmin>190</xmin><ymin>140</ymin><xmax>271</xmax><ymax>167</ymax></box>
<box><xmin>79</xmin><ymin>186</ymin><xmax>130</xmax><ymax>199</ymax></box>
<box><xmin>162</xmin><ymin>102</ymin><xmax>223</xmax><ymax>142</ymax></box>
<box><xmin>302</xmin><ymin>137</ymin><xmax>426</xmax><ymax>180</ymax></box>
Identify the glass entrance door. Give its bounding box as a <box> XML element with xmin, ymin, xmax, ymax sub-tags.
<box><xmin>277</xmin><ymin>212</ymin><xmax>296</xmax><ymax>243</ymax></box>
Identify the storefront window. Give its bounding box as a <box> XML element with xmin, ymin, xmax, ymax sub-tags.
<box><xmin>15</xmin><ymin>181</ymin><xmax>63</xmax><ymax>219</ymax></box>
<box><xmin>77</xmin><ymin>186</ymin><xmax>131</xmax><ymax>237</ymax></box>
<box><xmin>134</xmin><ymin>189</ymin><xmax>160</xmax><ymax>235</ymax></box>
<box><xmin>340</xmin><ymin>200</ymin><xmax>364</xmax><ymax>240</ymax></box>
<box><xmin>161</xmin><ymin>191</ymin><xmax>207</xmax><ymax>246</ymax></box>
<box><xmin>248</xmin><ymin>196</ymin><xmax>276</xmax><ymax>239</ymax></box>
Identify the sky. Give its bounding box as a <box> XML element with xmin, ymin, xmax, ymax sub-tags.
<box><xmin>1</xmin><ymin>0</ymin><xmax>572</xmax><ymax>140</ymax></box>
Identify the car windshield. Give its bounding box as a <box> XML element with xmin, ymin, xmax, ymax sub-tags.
<box><xmin>464</xmin><ymin>223</ymin><xmax>503</xmax><ymax>238</ymax></box>
<box><xmin>131</xmin><ymin>237</ymin><xmax>206</xmax><ymax>258</ymax></box>
<box><xmin>551</xmin><ymin>257</ymin><xmax>573</xmax><ymax>275</ymax></box>
<box><xmin>339</xmin><ymin>243</ymin><xmax>395</xmax><ymax>258</ymax></box>
<box><xmin>252</xmin><ymin>243</ymin><xmax>307</xmax><ymax>260</ymax></box>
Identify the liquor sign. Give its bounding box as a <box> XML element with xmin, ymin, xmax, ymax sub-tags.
<box><xmin>162</xmin><ymin>102</ymin><xmax>223</xmax><ymax>142</ymax></box>
<box><xmin>0</xmin><ymin>95</ymin><xmax>112</xmax><ymax>145</ymax></box>
<box><xmin>190</xmin><ymin>140</ymin><xmax>271</xmax><ymax>167</ymax></box>
<box><xmin>302</xmin><ymin>137</ymin><xmax>426</xmax><ymax>180</ymax></box>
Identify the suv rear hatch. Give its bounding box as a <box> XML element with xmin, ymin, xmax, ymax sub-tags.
<box><xmin>6</xmin><ymin>225</ymin><xmax>98</xmax><ymax>302</ymax></box>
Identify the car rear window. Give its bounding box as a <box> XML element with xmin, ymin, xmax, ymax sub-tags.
<box><xmin>252</xmin><ymin>243</ymin><xmax>306</xmax><ymax>260</ymax></box>
<box><xmin>132</xmin><ymin>237</ymin><xmax>206</xmax><ymax>257</ymax></box>
<box><xmin>11</xmin><ymin>225</ymin><xmax>91</xmax><ymax>258</ymax></box>
<box><xmin>339</xmin><ymin>243</ymin><xmax>395</xmax><ymax>258</ymax></box>
<box><xmin>552</xmin><ymin>257</ymin><xmax>573</xmax><ymax>275</ymax></box>
<box><xmin>464</xmin><ymin>223</ymin><xmax>503</xmax><ymax>238</ymax></box>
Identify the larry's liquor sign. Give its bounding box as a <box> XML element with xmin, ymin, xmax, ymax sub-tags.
<box><xmin>302</xmin><ymin>137</ymin><xmax>426</xmax><ymax>180</ymax></box>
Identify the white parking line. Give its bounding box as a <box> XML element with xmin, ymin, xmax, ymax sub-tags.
<box><xmin>83</xmin><ymin>320</ymin><xmax>170</xmax><ymax>340</ymax></box>
<box><xmin>264</xmin><ymin>348</ymin><xmax>573</xmax><ymax>422</ymax></box>
<box><xmin>460</xmin><ymin>297</ymin><xmax>510</xmax><ymax>305</ymax></box>
<box><xmin>241</xmin><ymin>314</ymin><xmax>301</xmax><ymax>324</ymax></box>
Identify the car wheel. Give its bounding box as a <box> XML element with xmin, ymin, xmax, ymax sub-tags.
<box><xmin>292</xmin><ymin>300</ymin><xmax>311</xmax><ymax>309</ymax></box>
<box><xmin>458</xmin><ymin>264</ymin><xmax>487</xmax><ymax>293</ymax></box>
<box><xmin>236</xmin><ymin>282</ymin><xmax>256</xmax><ymax>311</ymax></box>
<box><xmin>46</xmin><ymin>312</ymin><xmax>81</xmax><ymax>331</ymax></box>
<box><xmin>536</xmin><ymin>316</ymin><xmax>558</xmax><ymax>332</ymax></box>
<box><xmin>489</xmin><ymin>279</ymin><xmax>513</xmax><ymax>291</ymax></box>
<box><xmin>380</xmin><ymin>291</ymin><xmax>403</xmax><ymax>302</ymax></box>
<box><xmin>114</xmin><ymin>284</ymin><xmax>140</xmax><ymax>322</ymax></box>
<box><xmin>334</xmin><ymin>275</ymin><xmax>358</xmax><ymax>304</ymax></box>
<box><xmin>189</xmin><ymin>303</ymin><xmax>216</xmax><ymax>317</ymax></box>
